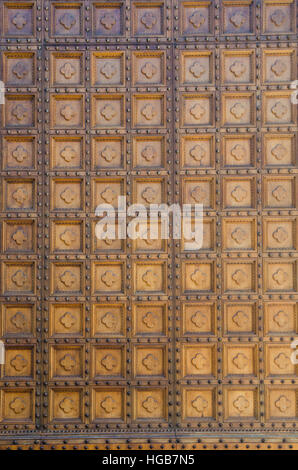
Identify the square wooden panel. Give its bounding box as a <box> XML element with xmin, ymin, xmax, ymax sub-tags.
<box><xmin>223</xmin><ymin>302</ymin><xmax>257</xmax><ymax>336</ymax></box>
<box><xmin>263</xmin><ymin>217</ymin><xmax>297</xmax><ymax>251</ymax></box>
<box><xmin>2</xmin><ymin>136</ymin><xmax>36</xmax><ymax>170</ymax></box>
<box><xmin>132</xmin><ymin>345</ymin><xmax>167</xmax><ymax>379</ymax></box>
<box><xmin>182</xmin><ymin>387</ymin><xmax>216</xmax><ymax>421</ymax></box>
<box><xmin>182</xmin><ymin>302</ymin><xmax>216</xmax><ymax>337</ymax></box>
<box><xmin>92</xmin><ymin>177</ymin><xmax>124</xmax><ymax>210</ymax></box>
<box><xmin>91</xmin><ymin>303</ymin><xmax>125</xmax><ymax>338</ymax></box>
<box><xmin>4</xmin><ymin>95</ymin><xmax>35</xmax><ymax>128</ymax></box>
<box><xmin>263</xmin><ymin>134</ymin><xmax>296</xmax><ymax>167</ymax></box>
<box><xmin>181</xmin><ymin>344</ymin><xmax>216</xmax><ymax>378</ymax></box>
<box><xmin>264</xmin><ymin>302</ymin><xmax>297</xmax><ymax>336</ymax></box>
<box><xmin>133</xmin><ymin>388</ymin><xmax>167</xmax><ymax>421</ymax></box>
<box><xmin>49</xmin><ymin>303</ymin><xmax>84</xmax><ymax>338</ymax></box>
<box><xmin>223</xmin><ymin>260</ymin><xmax>256</xmax><ymax>293</ymax></box>
<box><xmin>133</xmin><ymin>177</ymin><xmax>166</xmax><ymax>206</ymax></box>
<box><xmin>266</xmin><ymin>386</ymin><xmax>298</xmax><ymax>420</ymax></box>
<box><xmin>180</xmin><ymin>135</ymin><xmax>215</xmax><ymax>169</ymax></box>
<box><xmin>51</xmin><ymin>220</ymin><xmax>84</xmax><ymax>253</ymax></box>
<box><xmin>262</xmin><ymin>0</ymin><xmax>295</xmax><ymax>34</ymax></box>
<box><xmin>91</xmin><ymin>387</ymin><xmax>125</xmax><ymax>423</ymax></box>
<box><xmin>263</xmin><ymin>92</ymin><xmax>295</xmax><ymax>126</ymax></box>
<box><xmin>91</xmin><ymin>219</ymin><xmax>125</xmax><ymax>253</ymax></box>
<box><xmin>3</xmin><ymin>346</ymin><xmax>34</xmax><ymax>380</ymax></box>
<box><xmin>133</xmin><ymin>261</ymin><xmax>166</xmax><ymax>294</ymax></box>
<box><xmin>262</xmin><ymin>49</ymin><xmax>296</xmax><ymax>84</ymax></box>
<box><xmin>51</xmin><ymin>3</ymin><xmax>83</xmax><ymax>37</ymax></box>
<box><xmin>49</xmin><ymin>388</ymin><xmax>83</xmax><ymax>423</ymax></box>
<box><xmin>50</xmin><ymin>262</ymin><xmax>84</xmax><ymax>295</ymax></box>
<box><xmin>183</xmin><ymin>261</ymin><xmax>215</xmax><ymax>294</ymax></box>
<box><xmin>223</xmin><ymin>343</ymin><xmax>258</xmax><ymax>378</ymax></box>
<box><xmin>2</xmin><ymin>220</ymin><xmax>35</xmax><ymax>254</ymax></box>
<box><xmin>132</xmin><ymin>93</ymin><xmax>165</xmax><ymax>128</ymax></box>
<box><xmin>222</xmin><ymin>134</ymin><xmax>255</xmax><ymax>168</ymax></box>
<box><xmin>50</xmin><ymin>95</ymin><xmax>84</xmax><ymax>129</ymax></box>
<box><xmin>179</xmin><ymin>1</ymin><xmax>213</xmax><ymax>36</ymax></box>
<box><xmin>264</xmin><ymin>261</ymin><xmax>296</xmax><ymax>293</ymax></box>
<box><xmin>221</xmin><ymin>50</ymin><xmax>255</xmax><ymax>84</ymax></box>
<box><xmin>50</xmin><ymin>136</ymin><xmax>84</xmax><ymax>170</ymax></box>
<box><xmin>132</xmin><ymin>50</ymin><xmax>165</xmax><ymax>86</ymax></box>
<box><xmin>180</xmin><ymin>93</ymin><xmax>214</xmax><ymax>127</ymax></box>
<box><xmin>3</xmin><ymin>52</ymin><xmax>36</xmax><ymax>86</ymax></box>
<box><xmin>91</xmin><ymin>94</ymin><xmax>125</xmax><ymax>129</ymax></box>
<box><xmin>91</xmin><ymin>261</ymin><xmax>125</xmax><ymax>295</ymax></box>
<box><xmin>132</xmin><ymin>302</ymin><xmax>167</xmax><ymax>337</ymax></box>
<box><xmin>92</xmin><ymin>2</ymin><xmax>124</xmax><ymax>36</ymax></box>
<box><xmin>222</xmin><ymin>217</ymin><xmax>257</xmax><ymax>252</ymax></box>
<box><xmin>91</xmin><ymin>345</ymin><xmax>125</xmax><ymax>379</ymax></box>
<box><xmin>182</xmin><ymin>177</ymin><xmax>215</xmax><ymax>210</ymax></box>
<box><xmin>180</xmin><ymin>51</ymin><xmax>213</xmax><ymax>85</ymax></box>
<box><xmin>2</xmin><ymin>178</ymin><xmax>36</xmax><ymax>211</ymax></box>
<box><xmin>132</xmin><ymin>136</ymin><xmax>165</xmax><ymax>169</ymax></box>
<box><xmin>182</xmin><ymin>216</ymin><xmax>216</xmax><ymax>252</ymax></box>
<box><xmin>132</xmin><ymin>2</ymin><xmax>165</xmax><ymax>36</ymax></box>
<box><xmin>265</xmin><ymin>344</ymin><xmax>296</xmax><ymax>377</ymax></box>
<box><xmin>51</xmin><ymin>178</ymin><xmax>84</xmax><ymax>211</ymax></box>
<box><xmin>1</xmin><ymin>304</ymin><xmax>35</xmax><ymax>338</ymax></box>
<box><xmin>50</xmin><ymin>345</ymin><xmax>84</xmax><ymax>380</ymax></box>
<box><xmin>222</xmin><ymin>176</ymin><xmax>256</xmax><ymax>210</ymax></box>
<box><xmin>50</xmin><ymin>52</ymin><xmax>84</xmax><ymax>86</ymax></box>
<box><xmin>92</xmin><ymin>136</ymin><xmax>125</xmax><ymax>170</ymax></box>
<box><xmin>263</xmin><ymin>176</ymin><xmax>296</xmax><ymax>209</ymax></box>
<box><xmin>221</xmin><ymin>1</ymin><xmax>254</xmax><ymax>34</ymax></box>
<box><xmin>3</xmin><ymin>2</ymin><xmax>35</xmax><ymax>37</ymax></box>
<box><xmin>132</xmin><ymin>220</ymin><xmax>167</xmax><ymax>253</ymax></box>
<box><xmin>223</xmin><ymin>387</ymin><xmax>258</xmax><ymax>421</ymax></box>
<box><xmin>91</xmin><ymin>51</ymin><xmax>125</xmax><ymax>86</ymax></box>
<box><xmin>221</xmin><ymin>92</ymin><xmax>255</xmax><ymax>127</ymax></box>
<box><xmin>2</xmin><ymin>262</ymin><xmax>35</xmax><ymax>295</ymax></box>
<box><xmin>1</xmin><ymin>389</ymin><xmax>34</xmax><ymax>424</ymax></box>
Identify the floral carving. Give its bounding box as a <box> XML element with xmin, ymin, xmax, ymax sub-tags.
<box><xmin>59</xmin><ymin>270</ymin><xmax>77</xmax><ymax>288</ymax></box>
<box><xmin>10</xmin><ymin>354</ymin><xmax>28</xmax><ymax>372</ymax></box>
<box><xmin>101</xmin><ymin>354</ymin><xmax>117</xmax><ymax>371</ymax></box>
<box><xmin>231</xmin><ymin>227</ymin><xmax>248</xmax><ymax>245</ymax></box>
<box><xmin>100</xmin><ymin>104</ymin><xmax>116</xmax><ymax>121</ymax></box>
<box><xmin>229</xmin><ymin>60</ymin><xmax>246</xmax><ymax>78</ymax></box>
<box><xmin>9</xmin><ymin>397</ymin><xmax>26</xmax><ymax>414</ymax></box>
<box><xmin>12</xmin><ymin>229</ymin><xmax>27</xmax><ymax>246</ymax></box>
<box><xmin>189</xmin><ymin>62</ymin><xmax>206</xmax><ymax>79</ymax></box>
<box><xmin>60</xmin><ymin>62</ymin><xmax>76</xmax><ymax>79</ymax></box>
<box><xmin>191</xmin><ymin>311</ymin><xmax>207</xmax><ymax>329</ymax></box>
<box><xmin>12</xmin><ymin>13</ymin><xmax>27</xmax><ymax>30</ymax></box>
<box><xmin>192</xmin><ymin>395</ymin><xmax>208</xmax><ymax>416</ymax></box>
<box><xmin>101</xmin><ymin>187</ymin><xmax>117</xmax><ymax>203</ymax></box>
<box><xmin>233</xmin><ymin>395</ymin><xmax>249</xmax><ymax>413</ymax></box>
<box><xmin>140</xmin><ymin>11</ymin><xmax>157</xmax><ymax>30</ymax></box>
<box><xmin>271</xmin><ymin>59</ymin><xmax>286</xmax><ymax>77</ymax></box>
<box><xmin>60</xmin><ymin>105</ymin><xmax>75</xmax><ymax>121</ymax></box>
<box><xmin>11</xmin><ymin>311</ymin><xmax>26</xmax><ymax>330</ymax></box>
<box><xmin>231</xmin><ymin>185</ymin><xmax>247</xmax><ymax>203</ymax></box>
<box><xmin>275</xmin><ymin>395</ymin><xmax>291</xmax><ymax>413</ymax></box>
<box><xmin>142</xmin><ymin>269</ymin><xmax>158</xmax><ymax>287</ymax></box>
<box><xmin>101</xmin><ymin>145</ymin><xmax>117</xmax><ymax>163</ymax></box>
<box><xmin>232</xmin><ymin>353</ymin><xmax>248</xmax><ymax>370</ymax></box>
<box><xmin>231</xmin><ymin>144</ymin><xmax>246</xmax><ymax>161</ymax></box>
<box><xmin>273</xmin><ymin>310</ymin><xmax>289</xmax><ymax>328</ymax></box>
<box><xmin>191</xmin><ymin>185</ymin><xmax>207</xmax><ymax>203</ymax></box>
<box><xmin>189</xmin><ymin>11</ymin><xmax>205</xmax><ymax>29</ymax></box>
<box><xmin>12</xmin><ymin>104</ymin><xmax>27</xmax><ymax>121</ymax></box>
<box><xmin>60</xmin><ymin>229</ymin><xmax>76</xmax><ymax>247</ymax></box>
<box><xmin>142</xmin><ymin>396</ymin><xmax>159</xmax><ymax>413</ymax></box>
<box><xmin>12</xmin><ymin>270</ymin><xmax>27</xmax><ymax>287</ymax></box>
<box><xmin>190</xmin><ymin>268</ymin><xmax>207</xmax><ymax>287</ymax></box>
<box><xmin>189</xmin><ymin>144</ymin><xmax>206</xmax><ymax>163</ymax></box>
<box><xmin>271</xmin><ymin>101</ymin><xmax>287</xmax><ymax>119</ymax></box>
<box><xmin>274</xmin><ymin>352</ymin><xmax>290</xmax><ymax>369</ymax></box>
<box><xmin>59</xmin><ymin>13</ymin><xmax>76</xmax><ymax>30</ymax></box>
<box><xmin>271</xmin><ymin>144</ymin><xmax>287</xmax><ymax>161</ymax></box>
<box><xmin>60</xmin><ymin>354</ymin><xmax>76</xmax><ymax>372</ymax></box>
<box><xmin>12</xmin><ymin>187</ymin><xmax>28</xmax><ymax>206</ymax></box>
<box><xmin>142</xmin><ymin>353</ymin><xmax>158</xmax><ymax>371</ymax></box>
<box><xmin>60</xmin><ymin>312</ymin><xmax>76</xmax><ymax>329</ymax></box>
<box><xmin>101</xmin><ymin>270</ymin><xmax>116</xmax><ymax>287</ymax></box>
<box><xmin>230</xmin><ymin>11</ymin><xmax>246</xmax><ymax>28</ymax></box>
<box><xmin>59</xmin><ymin>397</ymin><xmax>75</xmax><ymax>414</ymax></box>
<box><xmin>190</xmin><ymin>103</ymin><xmax>205</xmax><ymax>120</ymax></box>
<box><xmin>191</xmin><ymin>352</ymin><xmax>207</xmax><ymax>370</ymax></box>
<box><xmin>272</xmin><ymin>227</ymin><xmax>288</xmax><ymax>244</ymax></box>
<box><xmin>272</xmin><ymin>185</ymin><xmax>286</xmax><ymax>202</ymax></box>
<box><xmin>12</xmin><ymin>145</ymin><xmax>28</xmax><ymax>163</ymax></box>
<box><xmin>231</xmin><ymin>269</ymin><xmax>246</xmax><ymax>286</ymax></box>
<box><xmin>100</xmin><ymin>62</ymin><xmax>116</xmax><ymax>80</ymax></box>
<box><xmin>60</xmin><ymin>146</ymin><xmax>76</xmax><ymax>163</ymax></box>
<box><xmin>101</xmin><ymin>312</ymin><xmax>117</xmax><ymax>329</ymax></box>
<box><xmin>142</xmin><ymin>186</ymin><xmax>157</xmax><ymax>203</ymax></box>
<box><xmin>141</xmin><ymin>145</ymin><xmax>156</xmax><ymax>162</ymax></box>
<box><xmin>141</xmin><ymin>62</ymin><xmax>157</xmax><ymax>79</ymax></box>
<box><xmin>270</xmin><ymin>9</ymin><xmax>286</xmax><ymax>27</ymax></box>
<box><xmin>60</xmin><ymin>187</ymin><xmax>75</xmax><ymax>204</ymax></box>
<box><xmin>141</xmin><ymin>103</ymin><xmax>156</xmax><ymax>121</ymax></box>
<box><xmin>272</xmin><ymin>269</ymin><xmax>288</xmax><ymax>286</ymax></box>
<box><xmin>230</xmin><ymin>102</ymin><xmax>245</xmax><ymax>119</ymax></box>
<box><xmin>101</xmin><ymin>396</ymin><xmax>116</xmax><ymax>413</ymax></box>
<box><xmin>142</xmin><ymin>311</ymin><xmax>157</xmax><ymax>329</ymax></box>
<box><xmin>232</xmin><ymin>310</ymin><xmax>249</xmax><ymax>328</ymax></box>
<box><xmin>100</xmin><ymin>13</ymin><xmax>116</xmax><ymax>30</ymax></box>
<box><xmin>12</xmin><ymin>62</ymin><xmax>28</xmax><ymax>79</ymax></box>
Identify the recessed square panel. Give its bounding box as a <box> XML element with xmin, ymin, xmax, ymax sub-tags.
<box><xmin>263</xmin><ymin>134</ymin><xmax>296</xmax><ymax>167</ymax></box>
<box><xmin>181</xmin><ymin>93</ymin><xmax>214</xmax><ymax>127</ymax></box>
<box><xmin>263</xmin><ymin>217</ymin><xmax>297</xmax><ymax>251</ymax></box>
<box><xmin>265</xmin><ymin>345</ymin><xmax>295</xmax><ymax>377</ymax></box>
<box><xmin>133</xmin><ymin>262</ymin><xmax>166</xmax><ymax>294</ymax></box>
<box><xmin>224</xmin><ymin>302</ymin><xmax>257</xmax><ymax>336</ymax></box>
<box><xmin>49</xmin><ymin>388</ymin><xmax>83</xmax><ymax>423</ymax></box>
<box><xmin>132</xmin><ymin>2</ymin><xmax>165</xmax><ymax>36</ymax></box>
<box><xmin>51</xmin><ymin>220</ymin><xmax>84</xmax><ymax>253</ymax></box>
<box><xmin>132</xmin><ymin>94</ymin><xmax>165</xmax><ymax>128</ymax></box>
<box><xmin>91</xmin><ymin>94</ymin><xmax>125</xmax><ymax>128</ymax></box>
<box><xmin>132</xmin><ymin>136</ymin><xmax>165</xmax><ymax>169</ymax></box>
<box><xmin>183</xmin><ymin>261</ymin><xmax>215</xmax><ymax>293</ymax></box>
<box><xmin>3</xmin><ymin>178</ymin><xmax>35</xmax><ymax>211</ymax></box>
<box><xmin>4</xmin><ymin>95</ymin><xmax>35</xmax><ymax>128</ymax></box>
<box><xmin>50</xmin><ymin>52</ymin><xmax>84</xmax><ymax>86</ymax></box>
<box><xmin>3</xmin><ymin>2</ymin><xmax>35</xmax><ymax>37</ymax></box>
<box><xmin>222</xmin><ymin>134</ymin><xmax>255</xmax><ymax>168</ymax></box>
<box><xmin>3</xmin><ymin>220</ymin><xmax>35</xmax><ymax>253</ymax></box>
<box><xmin>221</xmin><ymin>50</ymin><xmax>254</xmax><ymax>84</ymax></box>
<box><xmin>262</xmin><ymin>1</ymin><xmax>295</xmax><ymax>34</ymax></box>
<box><xmin>222</xmin><ymin>1</ymin><xmax>254</xmax><ymax>34</ymax></box>
<box><xmin>51</xmin><ymin>3</ymin><xmax>83</xmax><ymax>37</ymax></box>
<box><xmin>2</xmin><ymin>262</ymin><xmax>35</xmax><ymax>295</ymax></box>
<box><xmin>92</xmin><ymin>2</ymin><xmax>124</xmax><ymax>36</ymax></box>
<box><xmin>223</xmin><ymin>344</ymin><xmax>257</xmax><ymax>378</ymax></box>
<box><xmin>132</xmin><ymin>51</ymin><xmax>165</xmax><ymax>86</ymax></box>
<box><xmin>91</xmin><ymin>52</ymin><xmax>125</xmax><ymax>86</ymax></box>
<box><xmin>91</xmin><ymin>262</ymin><xmax>125</xmax><ymax>295</ymax></box>
<box><xmin>50</xmin><ymin>136</ymin><xmax>84</xmax><ymax>170</ymax></box>
<box><xmin>181</xmin><ymin>135</ymin><xmax>214</xmax><ymax>169</ymax></box>
<box><xmin>222</xmin><ymin>93</ymin><xmax>255</xmax><ymax>126</ymax></box>
<box><xmin>180</xmin><ymin>1</ymin><xmax>213</xmax><ymax>35</ymax></box>
<box><xmin>263</xmin><ymin>176</ymin><xmax>296</xmax><ymax>209</ymax></box>
<box><xmin>91</xmin><ymin>388</ymin><xmax>125</xmax><ymax>422</ymax></box>
<box><xmin>182</xmin><ymin>302</ymin><xmax>216</xmax><ymax>336</ymax></box>
<box><xmin>264</xmin><ymin>302</ymin><xmax>297</xmax><ymax>336</ymax></box>
<box><xmin>92</xmin><ymin>219</ymin><xmax>125</xmax><ymax>253</ymax></box>
<box><xmin>262</xmin><ymin>49</ymin><xmax>296</xmax><ymax>83</ymax></box>
<box><xmin>92</xmin><ymin>177</ymin><xmax>124</xmax><ymax>210</ymax></box>
<box><xmin>2</xmin><ymin>136</ymin><xmax>36</xmax><ymax>170</ymax></box>
<box><xmin>222</xmin><ymin>217</ymin><xmax>257</xmax><ymax>251</ymax></box>
<box><xmin>91</xmin><ymin>303</ymin><xmax>125</xmax><ymax>338</ymax></box>
<box><xmin>180</xmin><ymin>51</ymin><xmax>213</xmax><ymax>85</ymax></box>
<box><xmin>92</xmin><ymin>136</ymin><xmax>125</xmax><ymax>170</ymax></box>
<box><xmin>51</xmin><ymin>263</ymin><xmax>84</xmax><ymax>295</ymax></box>
<box><xmin>49</xmin><ymin>303</ymin><xmax>84</xmax><ymax>338</ymax></box>
<box><xmin>51</xmin><ymin>178</ymin><xmax>84</xmax><ymax>211</ymax></box>
<box><xmin>3</xmin><ymin>346</ymin><xmax>34</xmax><ymax>380</ymax></box>
<box><xmin>183</xmin><ymin>177</ymin><xmax>215</xmax><ymax>209</ymax></box>
<box><xmin>91</xmin><ymin>346</ymin><xmax>125</xmax><ymax>379</ymax></box>
<box><xmin>133</xmin><ymin>345</ymin><xmax>167</xmax><ymax>379</ymax></box>
<box><xmin>50</xmin><ymin>95</ymin><xmax>84</xmax><ymax>129</ymax></box>
<box><xmin>266</xmin><ymin>387</ymin><xmax>297</xmax><ymax>420</ymax></box>
<box><xmin>182</xmin><ymin>216</ymin><xmax>216</xmax><ymax>252</ymax></box>
<box><xmin>182</xmin><ymin>387</ymin><xmax>216</xmax><ymax>421</ymax></box>
<box><xmin>223</xmin><ymin>387</ymin><xmax>258</xmax><ymax>420</ymax></box>
<box><xmin>133</xmin><ymin>177</ymin><xmax>165</xmax><ymax>206</ymax></box>
<box><xmin>1</xmin><ymin>389</ymin><xmax>34</xmax><ymax>423</ymax></box>
<box><xmin>2</xmin><ymin>304</ymin><xmax>35</xmax><ymax>338</ymax></box>
<box><xmin>182</xmin><ymin>344</ymin><xmax>216</xmax><ymax>378</ymax></box>
<box><xmin>3</xmin><ymin>52</ymin><xmax>36</xmax><ymax>86</ymax></box>
<box><xmin>132</xmin><ymin>303</ymin><xmax>167</xmax><ymax>337</ymax></box>
<box><xmin>222</xmin><ymin>177</ymin><xmax>256</xmax><ymax>210</ymax></box>
<box><xmin>264</xmin><ymin>261</ymin><xmax>296</xmax><ymax>293</ymax></box>
<box><xmin>133</xmin><ymin>388</ymin><xmax>167</xmax><ymax>421</ymax></box>
<box><xmin>263</xmin><ymin>92</ymin><xmax>294</xmax><ymax>126</ymax></box>
<box><xmin>223</xmin><ymin>260</ymin><xmax>256</xmax><ymax>293</ymax></box>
